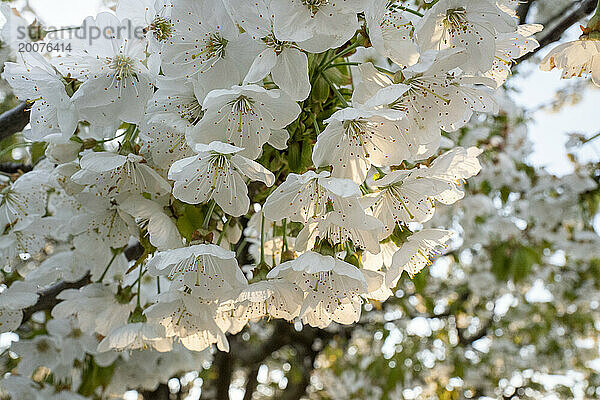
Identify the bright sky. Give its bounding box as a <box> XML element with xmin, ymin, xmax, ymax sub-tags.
<box><xmin>19</xmin><ymin>0</ymin><xmax>600</xmax><ymax>176</ymax></box>
<box><xmin>27</xmin><ymin>0</ymin><xmax>110</xmax><ymax>27</ymax></box>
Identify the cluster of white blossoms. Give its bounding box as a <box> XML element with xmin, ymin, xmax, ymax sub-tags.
<box><xmin>314</xmin><ymin>87</ymin><xmax>600</xmax><ymax>399</ymax></box>
<box><xmin>0</xmin><ymin>0</ymin><xmax>542</xmax><ymax>386</ymax></box>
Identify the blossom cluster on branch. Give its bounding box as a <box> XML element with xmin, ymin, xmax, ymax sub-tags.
<box><xmin>0</xmin><ymin>0</ymin><xmax>548</xmax><ymax>398</ymax></box>
<box><xmin>540</xmin><ymin>0</ymin><xmax>600</xmax><ymax>86</ymax></box>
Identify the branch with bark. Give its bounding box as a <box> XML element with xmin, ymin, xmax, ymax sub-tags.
<box><xmin>458</xmin><ymin>317</ymin><xmax>494</xmax><ymax>346</ymax></box>
<box><xmin>516</xmin><ymin>0</ymin><xmax>536</xmax><ymax>24</ymax></box>
<box><xmin>0</xmin><ymin>102</ymin><xmax>30</xmax><ymax>142</ymax></box>
<box><xmin>18</xmin><ymin>242</ymin><xmax>144</xmax><ymax>328</ymax></box>
<box><xmin>19</xmin><ymin>273</ymin><xmax>92</xmax><ymax>327</ymax></box>
<box><xmin>0</xmin><ymin>163</ymin><xmax>33</xmax><ymax>173</ymax></box>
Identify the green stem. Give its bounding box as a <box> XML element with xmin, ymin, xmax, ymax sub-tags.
<box><xmin>282</xmin><ymin>219</ymin><xmax>288</xmax><ymax>253</ymax></box>
<box><xmin>314</xmin><ymin>50</ymin><xmax>332</xmax><ymax>82</ymax></box>
<box><xmin>156</xmin><ymin>277</ymin><xmax>161</xmax><ymax>294</ymax></box>
<box><xmin>128</xmin><ymin>249</ymin><xmax>149</xmax><ymax>308</ymax></box>
<box><xmin>136</xmin><ymin>261</ymin><xmax>144</xmax><ymax>308</ymax></box>
<box><xmin>216</xmin><ymin>216</ymin><xmax>232</xmax><ymax>246</ymax></box>
<box><xmin>322</xmin><ymin>73</ymin><xmax>349</xmax><ymax>108</ymax></box>
<box><xmin>397</xmin><ymin>5</ymin><xmax>424</xmax><ymax>17</ymax></box>
<box><xmin>236</xmin><ymin>239</ymin><xmax>249</xmax><ymax>259</ymax></box>
<box><xmin>272</xmin><ymin>224</ymin><xmax>276</xmax><ymax>266</ymax></box>
<box><xmin>323</xmin><ymin>62</ymin><xmax>361</xmax><ymax>71</ymax></box>
<box><xmin>123</xmin><ymin>123</ymin><xmax>138</xmax><ymax>142</ymax></box>
<box><xmin>312</xmin><ymin>113</ymin><xmax>321</xmax><ymax>136</ymax></box>
<box><xmin>131</xmin><ymin>269</ymin><xmax>148</xmax><ymax>287</ymax></box>
<box><xmin>259</xmin><ymin>214</ymin><xmax>266</xmax><ymax>265</ymax></box>
<box><xmin>320</xmin><ymin>41</ymin><xmax>362</xmax><ymax>69</ymax></box>
<box><xmin>97</xmin><ymin>252</ymin><xmax>118</xmax><ymax>282</ymax></box>
<box><xmin>203</xmin><ymin>200</ymin><xmax>217</xmax><ymax>230</ymax></box>
<box><xmin>583</xmin><ymin>131</ymin><xmax>600</xmax><ymax>144</ymax></box>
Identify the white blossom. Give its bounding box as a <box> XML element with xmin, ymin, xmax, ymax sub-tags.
<box><xmin>267</xmin><ymin>252</ymin><xmax>368</xmax><ymax>328</ymax></box>
<box><xmin>71</xmin><ymin>151</ymin><xmax>172</xmax><ymax>199</ymax></box>
<box><xmin>188</xmin><ymin>85</ymin><xmax>300</xmax><ymax>160</ymax></box>
<box><xmin>416</xmin><ymin>0</ymin><xmax>517</xmax><ymax>74</ymax></box>
<box><xmin>146</xmin><ymin>244</ymin><xmax>248</xmax><ymax>300</ymax></box>
<box><xmin>270</xmin><ymin>0</ymin><xmax>365</xmax><ymax>53</ymax></box>
<box><xmin>386</xmin><ymin>229</ymin><xmax>453</xmax><ymax>287</ymax></box>
<box><xmin>169</xmin><ymin>141</ymin><xmax>275</xmax><ymax>217</ymax></box>
<box><xmin>0</xmin><ymin>170</ymin><xmax>50</xmax><ymax>227</ymax></box>
<box><xmin>312</xmin><ymin>107</ymin><xmax>409</xmax><ymax>184</ymax></box>
<box><xmin>52</xmin><ymin>283</ymin><xmax>135</xmax><ymax>336</ymax></box>
<box><xmin>540</xmin><ymin>39</ymin><xmax>600</xmax><ymax>87</ymax></box>
<box><xmin>97</xmin><ymin>322</ymin><xmax>173</xmax><ymax>352</ymax></box>
<box><xmin>144</xmin><ymin>288</ymin><xmax>230</xmax><ymax>352</ymax></box>
<box><xmin>55</xmin><ymin>13</ymin><xmax>155</xmax><ymax>125</ymax></box>
<box><xmin>160</xmin><ymin>0</ymin><xmax>260</xmax><ymax>84</ymax></box>
<box><xmin>224</xmin><ymin>0</ymin><xmax>311</xmax><ymax>101</ymax></box>
<box><xmin>365</xmin><ymin>0</ymin><xmax>420</xmax><ymax>67</ymax></box>
<box><xmin>120</xmin><ymin>195</ymin><xmax>182</xmax><ymax>250</ymax></box>
<box><xmin>2</xmin><ymin>52</ymin><xmax>78</xmax><ymax>141</ymax></box>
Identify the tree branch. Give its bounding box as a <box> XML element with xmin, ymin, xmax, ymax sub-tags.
<box><xmin>0</xmin><ymin>162</ymin><xmax>33</xmax><ymax>173</ymax></box>
<box><xmin>0</xmin><ymin>103</ymin><xmax>30</xmax><ymax>142</ymax></box>
<box><xmin>280</xmin><ymin>344</ymin><xmax>318</xmax><ymax>400</ymax></box>
<box><xmin>242</xmin><ymin>367</ymin><xmax>259</xmax><ymax>400</ymax></box>
<box><xmin>20</xmin><ymin>273</ymin><xmax>92</xmax><ymax>326</ymax></box>
<box><xmin>233</xmin><ymin>320</ymin><xmax>292</xmax><ymax>366</ymax></box>
<box><xmin>214</xmin><ymin>351</ymin><xmax>234</xmax><ymax>400</ymax></box>
<box><xmin>516</xmin><ymin>0</ymin><xmax>536</xmax><ymax>24</ymax></box>
<box><xmin>542</xmin><ymin>1</ymin><xmax>584</xmax><ymax>30</ymax></box>
<box><xmin>458</xmin><ymin>318</ymin><xmax>494</xmax><ymax>346</ymax></box>
<box><xmin>19</xmin><ymin>242</ymin><xmax>144</xmax><ymax>327</ymax></box>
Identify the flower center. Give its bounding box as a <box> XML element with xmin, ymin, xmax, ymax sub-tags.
<box><xmin>262</xmin><ymin>33</ymin><xmax>291</xmax><ymax>55</ymax></box>
<box><xmin>69</xmin><ymin>328</ymin><xmax>83</xmax><ymax>339</ymax></box>
<box><xmin>207</xmin><ymin>154</ymin><xmax>232</xmax><ymax>191</ymax></box>
<box><xmin>443</xmin><ymin>8</ymin><xmax>468</xmax><ymax>32</ymax></box>
<box><xmin>179</xmin><ymin>98</ymin><xmax>204</xmax><ymax>125</ymax></box>
<box><xmin>36</xmin><ymin>339</ymin><xmax>51</xmax><ymax>353</ymax></box>
<box><xmin>108</xmin><ymin>54</ymin><xmax>136</xmax><ymax>81</ymax></box>
<box><xmin>343</xmin><ymin>119</ymin><xmax>371</xmax><ymax>158</ymax></box>
<box><xmin>149</xmin><ymin>17</ymin><xmax>173</xmax><ymax>42</ymax></box>
<box><xmin>302</xmin><ymin>0</ymin><xmax>329</xmax><ymax>15</ymax></box>
<box><xmin>191</xmin><ymin>33</ymin><xmax>228</xmax><ymax>61</ymax></box>
<box><xmin>388</xmin><ymin>76</ymin><xmax>451</xmax><ymax>110</ymax></box>
<box><xmin>229</xmin><ymin>95</ymin><xmax>256</xmax><ymax>131</ymax></box>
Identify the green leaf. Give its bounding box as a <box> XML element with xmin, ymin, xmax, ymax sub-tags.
<box><xmin>287</xmin><ymin>142</ymin><xmax>302</xmax><ymax>172</ymax></box>
<box><xmin>31</xmin><ymin>141</ymin><xmax>47</xmax><ymax>164</ymax></box>
<box><xmin>78</xmin><ymin>356</ymin><xmax>115</xmax><ymax>397</ymax></box>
